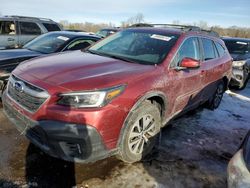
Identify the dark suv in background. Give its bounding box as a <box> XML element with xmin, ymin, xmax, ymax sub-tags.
<box><xmin>3</xmin><ymin>24</ymin><xmax>232</xmax><ymax>163</ymax></box>
<box><xmin>0</xmin><ymin>15</ymin><xmax>62</xmax><ymax>49</ymax></box>
<box><xmin>222</xmin><ymin>37</ymin><xmax>250</xmax><ymax>89</ymax></box>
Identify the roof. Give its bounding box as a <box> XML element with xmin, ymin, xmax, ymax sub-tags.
<box><xmin>128</xmin><ymin>23</ymin><xmax>220</xmax><ymax>38</ymax></box>
<box><xmin>125</xmin><ymin>27</ymin><xmax>184</xmax><ymax>35</ymax></box>
<box><xmin>44</xmin><ymin>31</ymin><xmax>101</xmax><ymax>39</ymax></box>
<box><xmin>0</xmin><ymin>15</ymin><xmax>55</xmax><ymax>22</ymax></box>
<box><xmin>222</xmin><ymin>36</ymin><xmax>250</xmax><ymax>42</ymax></box>
<box><xmin>99</xmin><ymin>28</ymin><xmax>120</xmax><ymax>31</ymax></box>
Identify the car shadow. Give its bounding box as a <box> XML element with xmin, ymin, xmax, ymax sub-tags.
<box><xmin>25</xmin><ymin>143</ymin><xmax>76</xmax><ymax>188</ymax></box>
<box><xmin>24</xmin><ymin>108</ymin><xmax>122</xmax><ymax>187</ymax></box>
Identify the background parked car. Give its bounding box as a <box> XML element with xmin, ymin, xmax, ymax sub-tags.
<box><xmin>0</xmin><ymin>31</ymin><xmax>101</xmax><ymax>93</ymax></box>
<box><xmin>228</xmin><ymin>130</ymin><xmax>250</xmax><ymax>187</ymax></box>
<box><xmin>222</xmin><ymin>37</ymin><xmax>250</xmax><ymax>89</ymax></box>
<box><xmin>0</xmin><ymin>15</ymin><xmax>63</xmax><ymax>50</ymax></box>
<box><xmin>95</xmin><ymin>28</ymin><xmax>120</xmax><ymax>38</ymax></box>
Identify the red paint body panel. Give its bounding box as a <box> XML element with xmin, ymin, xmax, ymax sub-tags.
<box><xmin>8</xmin><ymin>30</ymin><xmax>232</xmax><ymax>152</ymax></box>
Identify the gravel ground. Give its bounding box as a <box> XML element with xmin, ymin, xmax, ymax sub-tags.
<box><xmin>0</xmin><ymin>83</ymin><xmax>249</xmax><ymax>188</ymax></box>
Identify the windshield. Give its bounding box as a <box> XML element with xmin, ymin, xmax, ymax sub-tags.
<box><xmin>89</xmin><ymin>30</ymin><xmax>179</xmax><ymax>65</ymax></box>
<box><xmin>24</xmin><ymin>33</ymin><xmax>71</xmax><ymax>53</ymax></box>
<box><xmin>223</xmin><ymin>39</ymin><xmax>250</xmax><ymax>55</ymax></box>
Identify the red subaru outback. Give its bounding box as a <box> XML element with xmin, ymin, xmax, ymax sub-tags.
<box><xmin>3</xmin><ymin>25</ymin><xmax>232</xmax><ymax>163</ymax></box>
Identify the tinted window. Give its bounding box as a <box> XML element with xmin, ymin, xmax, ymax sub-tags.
<box><xmin>0</xmin><ymin>21</ymin><xmax>16</xmax><ymax>35</ymax></box>
<box><xmin>24</xmin><ymin>33</ymin><xmax>71</xmax><ymax>53</ymax></box>
<box><xmin>42</xmin><ymin>23</ymin><xmax>61</xmax><ymax>31</ymax></box>
<box><xmin>20</xmin><ymin>22</ymin><xmax>41</xmax><ymax>35</ymax></box>
<box><xmin>215</xmin><ymin>42</ymin><xmax>226</xmax><ymax>57</ymax></box>
<box><xmin>202</xmin><ymin>38</ymin><xmax>216</xmax><ymax>61</ymax></box>
<box><xmin>96</xmin><ymin>29</ymin><xmax>117</xmax><ymax>38</ymax></box>
<box><xmin>89</xmin><ymin>30</ymin><xmax>180</xmax><ymax>65</ymax></box>
<box><xmin>223</xmin><ymin>39</ymin><xmax>249</xmax><ymax>55</ymax></box>
<box><xmin>171</xmin><ymin>37</ymin><xmax>200</xmax><ymax>67</ymax></box>
<box><xmin>66</xmin><ymin>39</ymin><xmax>97</xmax><ymax>51</ymax></box>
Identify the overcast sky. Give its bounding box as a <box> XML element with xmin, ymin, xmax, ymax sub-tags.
<box><xmin>0</xmin><ymin>0</ymin><xmax>250</xmax><ymax>27</ymax></box>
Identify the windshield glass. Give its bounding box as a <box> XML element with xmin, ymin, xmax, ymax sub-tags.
<box><xmin>223</xmin><ymin>39</ymin><xmax>250</xmax><ymax>55</ymax></box>
<box><xmin>24</xmin><ymin>33</ymin><xmax>71</xmax><ymax>53</ymax></box>
<box><xmin>89</xmin><ymin>30</ymin><xmax>179</xmax><ymax>65</ymax></box>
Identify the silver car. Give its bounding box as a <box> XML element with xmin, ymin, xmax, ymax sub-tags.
<box><xmin>0</xmin><ymin>15</ymin><xmax>62</xmax><ymax>49</ymax></box>
<box><xmin>222</xmin><ymin>37</ymin><xmax>250</xmax><ymax>90</ymax></box>
<box><xmin>228</xmin><ymin>131</ymin><xmax>250</xmax><ymax>187</ymax></box>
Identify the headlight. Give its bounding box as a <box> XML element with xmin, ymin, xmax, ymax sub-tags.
<box><xmin>57</xmin><ymin>85</ymin><xmax>125</xmax><ymax>108</ymax></box>
<box><xmin>233</xmin><ymin>61</ymin><xmax>246</xmax><ymax>67</ymax></box>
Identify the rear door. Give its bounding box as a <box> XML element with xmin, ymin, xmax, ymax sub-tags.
<box><xmin>18</xmin><ymin>21</ymin><xmax>42</xmax><ymax>47</ymax></box>
<box><xmin>0</xmin><ymin>20</ymin><xmax>18</xmax><ymax>49</ymax></box>
<box><xmin>167</xmin><ymin>37</ymin><xmax>203</xmax><ymax>115</ymax></box>
<box><xmin>199</xmin><ymin>38</ymin><xmax>223</xmax><ymax>101</ymax></box>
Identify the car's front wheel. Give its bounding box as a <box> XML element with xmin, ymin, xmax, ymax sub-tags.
<box><xmin>117</xmin><ymin>101</ymin><xmax>161</xmax><ymax>163</ymax></box>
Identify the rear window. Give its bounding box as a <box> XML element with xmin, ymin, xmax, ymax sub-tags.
<box><xmin>201</xmin><ymin>38</ymin><xmax>217</xmax><ymax>61</ymax></box>
<box><xmin>19</xmin><ymin>22</ymin><xmax>41</xmax><ymax>35</ymax></box>
<box><xmin>42</xmin><ymin>23</ymin><xmax>61</xmax><ymax>31</ymax></box>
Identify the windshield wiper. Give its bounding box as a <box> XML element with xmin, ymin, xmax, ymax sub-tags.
<box><xmin>86</xmin><ymin>50</ymin><xmax>135</xmax><ymax>63</ymax></box>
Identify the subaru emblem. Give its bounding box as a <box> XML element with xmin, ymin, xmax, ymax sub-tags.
<box><xmin>14</xmin><ymin>81</ymin><xmax>24</xmax><ymax>92</ymax></box>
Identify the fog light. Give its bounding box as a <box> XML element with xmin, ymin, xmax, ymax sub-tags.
<box><xmin>236</xmin><ymin>75</ymin><xmax>242</xmax><ymax>80</ymax></box>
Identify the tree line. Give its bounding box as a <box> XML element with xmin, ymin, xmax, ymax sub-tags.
<box><xmin>60</xmin><ymin>14</ymin><xmax>250</xmax><ymax>38</ymax></box>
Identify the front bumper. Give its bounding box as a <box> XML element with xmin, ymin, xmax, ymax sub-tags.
<box><xmin>228</xmin><ymin>149</ymin><xmax>250</xmax><ymax>188</ymax></box>
<box><xmin>230</xmin><ymin>66</ymin><xmax>248</xmax><ymax>87</ymax></box>
<box><xmin>2</xmin><ymin>92</ymin><xmax>112</xmax><ymax>163</ymax></box>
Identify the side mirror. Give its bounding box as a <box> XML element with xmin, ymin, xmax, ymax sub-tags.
<box><xmin>180</xmin><ymin>58</ymin><xmax>200</xmax><ymax>69</ymax></box>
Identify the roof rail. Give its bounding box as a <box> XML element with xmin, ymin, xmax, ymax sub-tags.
<box><xmin>129</xmin><ymin>23</ymin><xmax>220</xmax><ymax>37</ymax></box>
<box><xmin>200</xmin><ymin>29</ymin><xmax>220</xmax><ymax>37</ymax></box>
<box><xmin>4</xmin><ymin>15</ymin><xmax>53</xmax><ymax>22</ymax></box>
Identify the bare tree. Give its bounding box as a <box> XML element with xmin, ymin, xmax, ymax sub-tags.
<box><xmin>120</xmin><ymin>13</ymin><xmax>145</xmax><ymax>27</ymax></box>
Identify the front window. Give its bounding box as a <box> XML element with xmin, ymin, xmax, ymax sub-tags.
<box><xmin>171</xmin><ymin>37</ymin><xmax>200</xmax><ymax>67</ymax></box>
<box><xmin>24</xmin><ymin>33</ymin><xmax>71</xmax><ymax>53</ymax></box>
<box><xmin>223</xmin><ymin>39</ymin><xmax>249</xmax><ymax>55</ymax></box>
<box><xmin>0</xmin><ymin>21</ymin><xmax>16</xmax><ymax>35</ymax></box>
<box><xmin>89</xmin><ymin>29</ymin><xmax>179</xmax><ymax>65</ymax></box>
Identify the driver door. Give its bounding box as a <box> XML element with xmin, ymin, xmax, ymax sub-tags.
<box><xmin>167</xmin><ymin>37</ymin><xmax>203</xmax><ymax>116</ymax></box>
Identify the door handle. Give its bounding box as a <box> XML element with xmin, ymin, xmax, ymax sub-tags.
<box><xmin>7</xmin><ymin>38</ymin><xmax>15</xmax><ymax>41</ymax></box>
<box><xmin>200</xmin><ymin>70</ymin><xmax>205</xmax><ymax>77</ymax></box>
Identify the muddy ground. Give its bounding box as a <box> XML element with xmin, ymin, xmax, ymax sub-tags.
<box><xmin>0</xmin><ymin>84</ymin><xmax>250</xmax><ymax>188</ymax></box>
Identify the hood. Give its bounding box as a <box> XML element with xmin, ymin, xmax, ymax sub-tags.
<box><xmin>0</xmin><ymin>48</ymin><xmax>42</xmax><ymax>61</ymax></box>
<box><xmin>15</xmin><ymin>50</ymin><xmax>155</xmax><ymax>90</ymax></box>
<box><xmin>231</xmin><ymin>53</ymin><xmax>250</xmax><ymax>61</ymax></box>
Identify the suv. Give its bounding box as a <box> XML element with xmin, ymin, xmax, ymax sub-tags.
<box><xmin>96</xmin><ymin>28</ymin><xmax>120</xmax><ymax>38</ymax></box>
<box><xmin>0</xmin><ymin>15</ymin><xmax>62</xmax><ymax>49</ymax></box>
<box><xmin>222</xmin><ymin>37</ymin><xmax>250</xmax><ymax>89</ymax></box>
<box><xmin>3</xmin><ymin>25</ymin><xmax>232</xmax><ymax>163</ymax></box>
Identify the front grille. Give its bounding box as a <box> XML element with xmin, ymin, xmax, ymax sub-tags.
<box><xmin>7</xmin><ymin>75</ymin><xmax>49</xmax><ymax>112</ymax></box>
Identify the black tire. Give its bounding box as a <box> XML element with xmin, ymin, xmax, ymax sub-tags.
<box><xmin>206</xmin><ymin>80</ymin><xmax>225</xmax><ymax>110</ymax></box>
<box><xmin>116</xmin><ymin>100</ymin><xmax>161</xmax><ymax>163</ymax></box>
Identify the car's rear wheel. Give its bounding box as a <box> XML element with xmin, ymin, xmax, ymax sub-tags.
<box><xmin>206</xmin><ymin>80</ymin><xmax>225</xmax><ymax>110</ymax></box>
<box><xmin>117</xmin><ymin>101</ymin><xmax>161</xmax><ymax>163</ymax></box>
